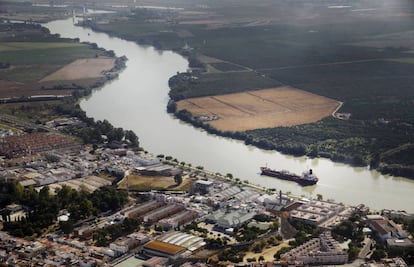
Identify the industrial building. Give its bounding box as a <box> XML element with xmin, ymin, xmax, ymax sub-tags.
<box><xmin>122</xmin><ymin>200</ymin><xmax>165</xmax><ymax>219</ymax></box>
<box><xmin>282</xmin><ymin>232</ymin><xmax>348</xmax><ymax>265</ymax></box>
<box><xmin>205</xmin><ymin>209</ymin><xmax>257</xmax><ymax>230</ymax></box>
<box><xmin>160</xmin><ymin>232</ymin><xmax>205</xmax><ymax>253</ymax></box>
<box><xmin>142</xmin><ymin>240</ymin><xmax>186</xmax><ymax>259</ymax></box>
<box><xmin>134</xmin><ymin>164</ymin><xmax>182</xmax><ymax>176</ymax></box>
<box><xmin>158</xmin><ymin>210</ymin><xmax>198</xmax><ymax>230</ymax></box>
<box><xmin>191</xmin><ymin>180</ymin><xmax>214</xmax><ymax>195</ymax></box>
<box><xmin>142</xmin><ymin>232</ymin><xmax>205</xmax><ymax>259</ymax></box>
<box><xmin>289</xmin><ymin>200</ymin><xmax>351</xmax><ymax>229</ymax></box>
<box><xmin>143</xmin><ymin>204</ymin><xmax>184</xmax><ymax>224</ymax></box>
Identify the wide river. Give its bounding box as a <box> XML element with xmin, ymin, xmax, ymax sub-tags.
<box><xmin>44</xmin><ymin>18</ymin><xmax>414</xmax><ymax>212</ymax></box>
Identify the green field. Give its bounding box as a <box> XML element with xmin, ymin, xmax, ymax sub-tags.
<box><xmin>0</xmin><ymin>22</ymin><xmax>112</xmax><ymax>99</ymax></box>
<box><xmin>0</xmin><ymin>42</ymin><xmax>84</xmax><ymax>51</ymax></box>
<box><xmin>210</xmin><ymin>62</ymin><xmax>247</xmax><ymax>72</ymax></box>
<box><xmin>0</xmin><ymin>43</ymin><xmax>100</xmax><ymax>65</ymax></box>
<box><xmin>169</xmin><ymin>71</ymin><xmax>282</xmax><ymax>100</ymax></box>
<box><xmin>0</xmin><ymin>42</ymin><xmax>107</xmax><ymax>82</ymax></box>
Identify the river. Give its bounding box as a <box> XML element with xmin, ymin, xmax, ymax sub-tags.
<box><xmin>44</xmin><ymin>18</ymin><xmax>414</xmax><ymax>212</ymax></box>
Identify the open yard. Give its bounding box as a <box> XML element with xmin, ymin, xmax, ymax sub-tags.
<box><xmin>40</xmin><ymin>58</ymin><xmax>115</xmax><ymax>82</ymax></box>
<box><xmin>176</xmin><ymin>87</ymin><xmax>340</xmax><ymax>132</ymax></box>
<box><xmin>244</xmin><ymin>242</ymin><xmax>289</xmax><ymax>263</ymax></box>
<box><xmin>118</xmin><ymin>174</ymin><xmax>192</xmax><ymax>192</ymax></box>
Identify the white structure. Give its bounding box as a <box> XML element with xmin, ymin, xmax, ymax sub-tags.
<box><xmin>0</xmin><ymin>204</ymin><xmax>27</xmax><ymax>222</ymax></box>
<box><xmin>289</xmin><ymin>200</ymin><xmax>351</xmax><ymax>229</ymax></box>
<box><xmin>282</xmin><ymin>232</ymin><xmax>348</xmax><ymax>265</ymax></box>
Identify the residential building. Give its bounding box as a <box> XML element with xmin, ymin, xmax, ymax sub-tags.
<box><xmin>109</xmin><ymin>237</ymin><xmax>139</xmax><ymax>256</ymax></box>
<box><xmin>282</xmin><ymin>232</ymin><xmax>348</xmax><ymax>265</ymax></box>
<box><xmin>0</xmin><ymin>204</ymin><xmax>27</xmax><ymax>222</ymax></box>
<box><xmin>191</xmin><ymin>180</ymin><xmax>214</xmax><ymax>195</ymax></box>
<box><xmin>367</xmin><ymin>215</ymin><xmax>410</xmax><ymax>243</ymax></box>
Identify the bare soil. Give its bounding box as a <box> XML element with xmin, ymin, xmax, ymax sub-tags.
<box><xmin>0</xmin><ymin>80</ymin><xmax>76</xmax><ymax>98</ymax></box>
<box><xmin>118</xmin><ymin>174</ymin><xmax>192</xmax><ymax>192</ymax></box>
<box><xmin>40</xmin><ymin>58</ymin><xmax>115</xmax><ymax>82</ymax></box>
<box><xmin>176</xmin><ymin>86</ymin><xmax>340</xmax><ymax>132</ymax></box>
<box><xmin>244</xmin><ymin>242</ymin><xmax>289</xmax><ymax>263</ymax></box>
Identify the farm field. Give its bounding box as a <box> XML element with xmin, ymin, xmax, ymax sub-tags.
<box><xmin>0</xmin><ymin>27</ymin><xmax>111</xmax><ymax>98</ymax></box>
<box><xmin>0</xmin><ymin>42</ymin><xmax>85</xmax><ymax>52</ymax></box>
<box><xmin>176</xmin><ymin>87</ymin><xmax>340</xmax><ymax>132</ymax></box>
<box><xmin>40</xmin><ymin>58</ymin><xmax>115</xmax><ymax>82</ymax></box>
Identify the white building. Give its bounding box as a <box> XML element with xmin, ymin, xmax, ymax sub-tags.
<box><xmin>282</xmin><ymin>232</ymin><xmax>348</xmax><ymax>265</ymax></box>
<box><xmin>0</xmin><ymin>204</ymin><xmax>27</xmax><ymax>222</ymax></box>
<box><xmin>289</xmin><ymin>200</ymin><xmax>350</xmax><ymax>229</ymax></box>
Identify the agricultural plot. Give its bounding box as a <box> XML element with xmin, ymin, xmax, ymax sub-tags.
<box><xmin>176</xmin><ymin>87</ymin><xmax>340</xmax><ymax>132</ymax></box>
<box><xmin>0</xmin><ymin>39</ymin><xmax>111</xmax><ymax>98</ymax></box>
<box><xmin>40</xmin><ymin>58</ymin><xmax>115</xmax><ymax>82</ymax></box>
<box><xmin>0</xmin><ymin>42</ymin><xmax>84</xmax><ymax>52</ymax></box>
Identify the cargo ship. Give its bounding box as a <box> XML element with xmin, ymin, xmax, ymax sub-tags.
<box><xmin>260</xmin><ymin>166</ymin><xmax>318</xmax><ymax>186</ymax></box>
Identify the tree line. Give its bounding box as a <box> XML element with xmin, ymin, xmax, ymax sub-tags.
<box><xmin>0</xmin><ymin>182</ymin><xmax>128</xmax><ymax>237</ymax></box>
<box><xmin>53</xmin><ymin>102</ymin><xmax>139</xmax><ymax>148</ymax></box>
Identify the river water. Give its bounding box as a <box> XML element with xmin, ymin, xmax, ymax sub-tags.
<box><xmin>44</xmin><ymin>18</ymin><xmax>414</xmax><ymax>212</ymax></box>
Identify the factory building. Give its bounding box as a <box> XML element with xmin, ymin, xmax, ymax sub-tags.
<box><xmin>142</xmin><ymin>232</ymin><xmax>205</xmax><ymax>259</ymax></box>
<box><xmin>205</xmin><ymin>210</ymin><xmax>257</xmax><ymax>230</ymax></box>
<box><xmin>143</xmin><ymin>204</ymin><xmax>184</xmax><ymax>224</ymax></box>
<box><xmin>122</xmin><ymin>200</ymin><xmax>165</xmax><ymax>219</ymax></box>
<box><xmin>158</xmin><ymin>210</ymin><xmax>199</xmax><ymax>230</ymax></box>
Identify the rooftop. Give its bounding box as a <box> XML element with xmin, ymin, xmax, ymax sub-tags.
<box><xmin>144</xmin><ymin>240</ymin><xmax>185</xmax><ymax>256</ymax></box>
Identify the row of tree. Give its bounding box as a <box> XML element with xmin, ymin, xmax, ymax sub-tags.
<box><xmin>0</xmin><ymin>182</ymin><xmax>128</xmax><ymax>237</ymax></box>
<box><xmin>53</xmin><ymin>102</ymin><xmax>139</xmax><ymax>147</ymax></box>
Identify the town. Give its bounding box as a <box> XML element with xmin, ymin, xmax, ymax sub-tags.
<box><xmin>0</xmin><ymin>113</ymin><xmax>413</xmax><ymax>267</ymax></box>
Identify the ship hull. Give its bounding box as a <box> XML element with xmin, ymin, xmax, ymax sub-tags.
<box><xmin>260</xmin><ymin>167</ymin><xmax>318</xmax><ymax>186</ymax></box>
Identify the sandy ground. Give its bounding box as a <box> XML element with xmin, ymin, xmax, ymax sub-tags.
<box><xmin>244</xmin><ymin>242</ymin><xmax>289</xmax><ymax>263</ymax></box>
<box><xmin>40</xmin><ymin>58</ymin><xmax>115</xmax><ymax>82</ymax></box>
<box><xmin>176</xmin><ymin>86</ymin><xmax>341</xmax><ymax>132</ymax></box>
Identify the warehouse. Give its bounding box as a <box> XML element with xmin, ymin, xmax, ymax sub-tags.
<box><xmin>142</xmin><ymin>232</ymin><xmax>205</xmax><ymax>259</ymax></box>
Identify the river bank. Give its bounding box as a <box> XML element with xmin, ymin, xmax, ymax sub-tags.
<box><xmin>43</xmin><ymin>17</ymin><xmax>414</xmax><ymax>213</ymax></box>
<box><xmin>168</xmin><ymin>102</ymin><xmax>414</xmax><ymax>180</ymax></box>
<box><xmin>78</xmin><ymin>8</ymin><xmax>414</xmax><ymax>181</ymax></box>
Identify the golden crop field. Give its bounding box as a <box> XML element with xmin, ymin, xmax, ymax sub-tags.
<box><xmin>176</xmin><ymin>86</ymin><xmax>341</xmax><ymax>132</ymax></box>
